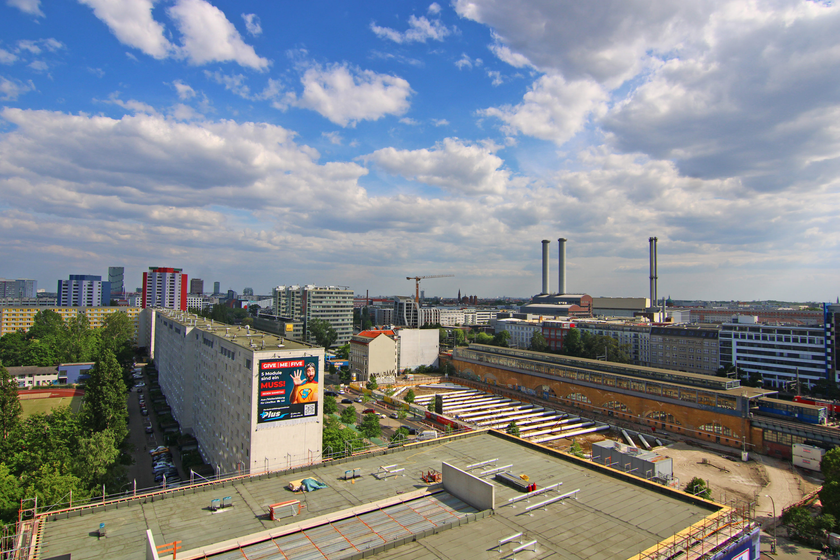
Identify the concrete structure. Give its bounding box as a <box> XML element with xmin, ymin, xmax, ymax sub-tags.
<box><xmin>369</xmin><ymin>304</ymin><xmax>393</xmax><ymax>326</ymax></box>
<box><xmin>648</xmin><ymin>325</ymin><xmax>720</xmax><ymax>375</ymax></box>
<box><xmin>592</xmin><ymin>296</ymin><xmax>650</xmax><ymax>318</ymax></box>
<box><xmin>189</xmin><ymin>278</ymin><xmax>204</xmax><ymax>294</ymax></box>
<box><xmin>395</xmin><ymin>327</ymin><xmax>439</xmax><ymax>371</ymax></box>
<box><xmin>186</xmin><ymin>294</ymin><xmax>210</xmax><ymax>311</ymax></box>
<box><xmin>152</xmin><ymin>309</ymin><xmax>324</xmax><ymax>473</ymax></box>
<box><xmin>591</xmin><ymin>440</ymin><xmax>673</xmax><ymax>483</ymax></box>
<box><xmin>541</xmin><ymin>319</ymin><xmax>577</xmax><ymax>352</ymax></box>
<box><xmin>0</xmin><ymin>305</ymin><xmax>142</xmax><ymax>339</ymax></box>
<box><xmin>495</xmin><ymin>318</ymin><xmax>543</xmax><ymax>349</ymax></box>
<box><xmin>393</xmin><ymin>296</ymin><xmax>440</xmax><ymax>328</ymax></box>
<box><xmin>273</xmin><ymin>285</ymin><xmax>353</xmax><ymax>346</ymax></box>
<box><xmin>558</xmin><ymin>236</ymin><xmax>567</xmax><ymax>294</ymax></box>
<box><xmin>521</xmin><ymin>293</ymin><xmax>593</xmax><ymax>317</ymax></box>
<box><xmin>350</xmin><ymin>329</ymin><xmax>397</xmax><ymax>382</ymax></box>
<box><xmin>576</xmin><ymin>319</ymin><xmax>652</xmax><ymax>366</ymax></box>
<box><xmin>108</xmin><ymin>266</ymin><xmax>124</xmax><ymax>296</ymax></box>
<box><xmin>0</xmin><ymin>278</ymin><xmax>37</xmax><ymax>298</ymax></box>
<box><xmin>31</xmin><ymin>431</ymin><xmax>758</xmax><ymax>560</ymax></box>
<box><xmin>453</xmin><ymin>344</ymin><xmax>773</xmax><ymax>450</ymax></box>
<box><xmin>142</xmin><ymin>267</ymin><xmax>187</xmax><ymax>310</ymax></box>
<box><xmin>57</xmin><ymin>275</ymin><xmax>111</xmax><ymax>307</ymax></box>
<box><xmin>541</xmin><ymin>238</ymin><xmax>550</xmax><ymax>294</ymax></box>
<box><xmin>689</xmin><ymin>307</ymin><xmax>824</xmax><ymax>325</ymax></box>
<box><xmin>720</xmin><ymin>316</ymin><xmax>831</xmax><ymax>388</ymax></box>
<box><xmin>8</xmin><ymin>363</ymin><xmax>94</xmax><ymax>386</ymax></box>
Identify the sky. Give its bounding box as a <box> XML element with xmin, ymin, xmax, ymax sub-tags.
<box><xmin>1</xmin><ymin>0</ymin><xmax>839</xmax><ymax>302</ymax></box>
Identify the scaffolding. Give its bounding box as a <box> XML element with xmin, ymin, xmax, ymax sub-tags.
<box><xmin>631</xmin><ymin>507</ymin><xmax>758</xmax><ymax>560</ymax></box>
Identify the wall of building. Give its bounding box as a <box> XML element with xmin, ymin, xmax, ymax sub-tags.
<box><xmin>397</xmin><ymin>329</ymin><xmax>439</xmax><ymax>371</ymax></box>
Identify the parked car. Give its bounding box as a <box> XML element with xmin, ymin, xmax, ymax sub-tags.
<box><xmin>378</xmin><ymin>413</ymin><xmax>387</xmax><ymax>419</ymax></box>
<box><xmin>362</xmin><ymin>408</ymin><xmax>376</xmax><ymax>415</ymax></box>
<box><xmin>401</xmin><ymin>426</ymin><xmax>418</xmax><ymax>435</ymax></box>
<box><xmin>145</xmin><ymin>426</ymin><xmax>153</xmax><ymax>434</ymax></box>
<box><xmin>354</xmin><ymin>397</ymin><xmax>363</xmax><ymax>403</ymax></box>
<box><xmin>341</xmin><ymin>398</ymin><xmax>353</xmax><ymax>404</ymax></box>
<box><xmin>150</xmin><ymin>446</ymin><xmax>169</xmax><ymax>455</ymax></box>
<box><xmin>135</xmin><ymin>382</ymin><xmax>146</xmax><ymax>388</ymax></box>
<box><xmin>325</xmin><ymin>391</ymin><xmax>338</xmax><ymax>397</ymax></box>
<box><xmin>141</xmin><ymin>409</ymin><xmax>148</xmax><ymax>416</ymax></box>
<box><xmin>389</xmin><ymin>412</ymin><xmax>400</xmax><ymax>419</ymax></box>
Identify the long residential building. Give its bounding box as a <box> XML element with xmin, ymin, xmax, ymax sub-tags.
<box><xmin>151</xmin><ymin>309</ymin><xmax>324</xmax><ymax>473</ymax></box>
<box><xmin>0</xmin><ymin>305</ymin><xmax>142</xmax><ymax>339</ymax></box>
<box><xmin>57</xmin><ymin>275</ymin><xmax>111</xmax><ymax>307</ymax></box>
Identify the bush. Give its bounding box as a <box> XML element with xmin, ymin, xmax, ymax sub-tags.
<box><xmin>685</xmin><ymin>477</ymin><xmax>711</xmax><ymax>500</ymax></box>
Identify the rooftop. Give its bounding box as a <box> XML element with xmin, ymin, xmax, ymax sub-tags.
<box><xmin>37</xmin><ymin>431</ymin><xmax>725</xmax><ymax>560</ymax></box>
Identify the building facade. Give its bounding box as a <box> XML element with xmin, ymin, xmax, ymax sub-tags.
<box><xmin>393</xmin><ymin>297</ymin><xmax>440</xmax><ymax>328</ymax></box>
<box><xmin>647</xmin><ymin>325</ymin><xmax>719</xmax><ymax>374</ymax></box>
<box><xmin>0</xmin><ymin>306</ymin><xmax>142</xmax><ymax>339</ymax></box>
<box><xmin>190</xmin><ymin>278</ymin><xmax>204</xmax><ymax>295</ymax></box>
<box><xmin>108</xmin><ymin>267</ymin><xmax>124</xmax><ymax>296</ymax></box>
<box><xmin>350</xmin><ymin>330</ymin><xmax>398</xmax><ymax>382</ymax></box>
<box><xmin>142</xmin><ymin>267</ymin><xmax>187</xmax><ymax>310</ymax></box>
<box><xmin>720</xmin><ymin>316</ymin><xmax>831</xmax><ymax>388</ymax></box>
<box><xmin>57</xmin><ymin>275</ymin><xmax>111</xmax><ymax>307</ymax></box>
<box><xmin>272</xmin><ymin>285</ymin><xmax>353</xmax><ymax>346</ymax></box>
<box><xmin>153</xmin><ymin>309</ymin><xmax>324</xmax><ymax>473</ymax></box>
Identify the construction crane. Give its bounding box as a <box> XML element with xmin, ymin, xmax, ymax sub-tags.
<box><xmin>406</xmin><ymin>275</ymin><xmax>454</xmax><ymax>304</ymax></box>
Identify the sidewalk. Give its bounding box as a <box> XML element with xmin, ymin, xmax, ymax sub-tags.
<box><xmin>760</xmin><ymin>530</ymin><xmax>823</xmax><ymax>559</ymax></box>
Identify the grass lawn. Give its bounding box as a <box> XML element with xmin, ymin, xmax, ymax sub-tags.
<box><xmin>20</xmin><ymin>395</ymin><xmax>83</xmax><ymax>418</ymax></box>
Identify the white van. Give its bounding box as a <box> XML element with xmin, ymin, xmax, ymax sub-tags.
<box><xmin>417</xmin><ymin>430</ymin><xmax>438</xmax><ymax>441</ymax></box>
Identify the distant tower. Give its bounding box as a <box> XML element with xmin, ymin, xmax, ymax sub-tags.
<box><xmin>213</xmin><ymin>281</ymin><xmax>221</xmax><ymax>295</ymax></box>
<box><xmin>458</xmin><ymin>289</ymin><xmax>461</xmax><ymax>302</ymax></box>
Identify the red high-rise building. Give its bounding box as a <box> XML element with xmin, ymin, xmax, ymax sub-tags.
<box><xmin>142</xmin><ymin>267</ymin><xmax>188</xmax><ymax>310</ymax></box>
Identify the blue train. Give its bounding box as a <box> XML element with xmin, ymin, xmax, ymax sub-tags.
<box><xmin>756</xmin><ymin>397</ymin><xmax>827</xmax><ymax>425</ymax></box>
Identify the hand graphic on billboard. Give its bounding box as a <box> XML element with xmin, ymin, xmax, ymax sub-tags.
<box><xmin>291</xmin><ymin>363</ymin><xmax>318</xmax><ymax>404</ymax></box>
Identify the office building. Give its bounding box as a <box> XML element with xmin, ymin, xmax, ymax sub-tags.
<box><xmin>108</xmin><ymin>267</ymin><xmax>124</xmax><ymax>296</ymax></box>
<box><xmin>57</xmin><ymin>275</ymin><xmax>111</xmax><ymax>307</ymax></box>
<box><xmin>213</xmin><ymin>281</ymin><xmax>220</xmax><ymax>295</ymax></box>
<box><xmin>0</xmin><ymin>278</ymin><xmax>37</xmax><ymax>298</ymax></box>
<box><xmin>142</xmin><ymin>267</ymin><xmax>187</xmax><ymax>310</ymax></box>
<box><xmin>647</xmin><ymin>325</ymin><xmax>720</xmax><ymax>375</ymax></box>
<box><xmin>151</xmin><ymin>309</ymin><xmax>324</xmax><ymax>473</ymax></box>
<box><xmin>393</xmin><ymin>296</ymin><xmax>440</xmax><ymax>328</ymax></box>
<box><xmin>190</xmin><ymin>278</ymin><xmax>204</xmax><ymax>295</ymax></box>
<box><xmin>273</xmin><ymin>285</ymin><xmax>353</xmax><ymax>346</ymax></box>
<box><xmin>720</xmin><ymin>316</ymin><xmax>831</xmax><ymax>388</ymax></box>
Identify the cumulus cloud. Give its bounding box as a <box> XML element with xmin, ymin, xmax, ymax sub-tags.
<box><xmin>168</xmin><ymin>0</ymin><xmax>269</xmax><ymax>70</ymax></box>
<box><xmin>78</xmin><ymin>0</ymin><xmax>172</xmax><ymax>59</ymax></box>
<box><xmin>6</xmin><ymin>0</ymin><xmax>42</xmax><ymax>17</ymax></box>
<box><xmin>172</xmin><ymin>80</ymin><xmax>196</xmax><ymax>100</ymax></box>
<box><xmin>365</xmin><ymin>138</ymin><xmax>511</xmax><ymax>195</ymax></box>
<box><xmin>480</xmin><ymin>74</ymin><xmax>608</xmax><ymax>145</ymax></box>
<box><xmin>289</xmin><ymin>63</ymin><xmax>412</xmax><ymax>127</ymax></box>
<box><xmin>455</xmin><ymin>53</ymin><xmax>482</xmax><ymax>70</ymax></box>
<box><xmin>80</xmin><ymin>0</ymin><xmax>268</xmax><ymax>69</ymax></box>
<box><xmin>0</xmin><ymin>49</ymin><xmax>17</xmax><ymax>65</ymax></box>
<box><xmin>242</xmin><ymin>13</ymin><xmax>262</xmax><ymax>36</ymax></box>
<box><xmin>0</xmin><ymin>76</ymin><xmax>34</xmax><ymax>100</ymax></box>
<box><xmin>371</xmin><ymin>15</ymin><xmax>452</xmax><ymax>44</ymax></box>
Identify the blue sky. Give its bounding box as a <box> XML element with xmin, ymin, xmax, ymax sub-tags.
<box><xmin>1</xmin><ymin>0</ymin><xmax>839</xmax><ymax>302</ymax></box>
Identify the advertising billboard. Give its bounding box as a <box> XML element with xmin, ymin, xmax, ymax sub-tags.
<box><xmin>258</xmin><ymin>357</ymin><xmax>319</xmax><ymax>424</ymax></box>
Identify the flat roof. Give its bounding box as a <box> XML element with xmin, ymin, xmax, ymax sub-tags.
<box><xmin>37</xmin><ymin>432</ymin><xmax>720</xmax><ymax>560</ymax></box>
<box><xmin>158</xmin><ymin>310</ymin><xmax>314</xmax><ymax>352</ymax></box>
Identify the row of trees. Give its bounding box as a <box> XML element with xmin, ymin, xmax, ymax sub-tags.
<box><xmin>0</xmin><ymin>310</ymin><xmax>136</xmax><ymax>368</ymax></box>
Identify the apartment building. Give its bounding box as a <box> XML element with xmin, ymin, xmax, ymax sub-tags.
<box><xmin>648</xmin><ymin>325</ymin><xmax>720</xmax><ymax>375</ymax></box>
<box><xmin>153</xmin><ymin>309</ymin><xmax>324</xmax><ymax>473</ymax></box>
<box><xmin>273</xmin><ymin>285</ymin><xmax>353</xmax><ymax>346</ymax></box>
<box><xmin>0</xmin><ymin>306</ymin><xmax>142</xmax><ymax>339</ymax></box>
<box><xmin>57</xmin><ymin>275</ymin><xmax>111</xmax><ymax>307</ymax></box>
<box><xmin>142</xmin><ymin>267</ymin><xmax>188</xmax><ymax>310</ymax></box>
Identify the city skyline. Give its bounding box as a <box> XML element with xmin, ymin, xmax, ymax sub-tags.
<box><xmin>1</xmin><ymin>1</ymin><xmax>839</xmax><ymax>301</ymax></box>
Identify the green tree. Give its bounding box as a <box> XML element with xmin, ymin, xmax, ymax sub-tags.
<box><xmin>324</xmin><ymin>395</ymin><xmax>338</xmax><ymax>415</ymax></box>
<box><xmin>685</xmin><ymin>477</ymin><xmax>711</xmax><ymax>499</ymax></box>
<box><xmin>21</xmin><ymin>340</ymin><xmax>56</xmax><ymax>367</ymax></box>
<box><xmin>427</xmin><ymin>400</ymin><xmax>435</xmax><ymax>412</ymax></box>
<box><xmin>65</xmin><ymin>314</ymin><xmax>97</xmax><ymax>363</ymax></box>
<box><xmin>73</xmin><ymin>429</ymin><xmax>121</xmax><ymax>488</ymax></box>
<box><xmin>361</xmin><ymin>394</ymin><xmax>369</xmax><ymax>404</ymax></box>
<box><xmin>562</xmin><ymin>328</ymin><xmax>583</xmax><ymax>357</ymax></box>
<box><xmin>29</xmin><ymin>310</ymin><xmax>66</xmax><ymax>341</ymax></box>
<box><xmin>506</xmin><ymin>420</ymin><xmax>520</xmax><ymax>437</ymax></box>
<box><xmin>0</xmin><ymin>363</ymin><xmax>22</xmax><ymax>441</ymax></box>
<box><xmin>820</xmin><ymin>480</ymin><xmax>840</xmax><ymax>521</ymax></box>
<box><xmin>453</xmin><ymin>329</ymin><xmax>466</xmax><ymax>346</ymax></box>
<box><xmin>80</xmin><ymin>350</ymin><xmax>128</xmax><ymax>443</ymax></box>
<box><xmin>359</xmin><ymin>413</ymin><xmax>381</xmax><ymax>439</ymax></box>
<box><xmin>404</xmin><ymin>388</ymin><xmax>415</xmax><ymax>404</ymax></box>
<box><xmin>335</xmin><ymin>343</ymin><xmax>350</xmax><ymax>360</ymax></box>
<box><xmin>529</xmin><ymin>331</ymin><xmax>549</xmax><ymax>352</ymax></box>
<box><xmin>492</xmin><ymin>330</ymin><xmax>511</xmax><ymax>347</ymax></box>
<box><xmin>308</xmin><ymin>318</ymin><xmax>337</xmax><ymax>348</ymax></box>
<box><xmin>821</xmin><ymin>448</ymin><xmax>840</xmax><ymax>484</ymax></box>
<box><xmin>22</xmin><ymin>462</ymin><xmax>91</xmax><ymax>508</ymax></box>
<box><xmin>398</xmin><ymin>410</ymin><xmax>407</xmax><ymax>420</ymax></box>
<box><xmin>439</xmin><ymin>328</ymin><xmax>448</xmax><ymax>344</ymax></box>
<box><xmin>476</xmin><ymin>332</ymin><xmax>494</xmax><ymax>344</ymax></box>
<box><xmin>0</xmin><ymin>464</ymin><xmax>22</xmax><ymax>523</ymax></box>
<box><xmin>339</xmin><ymin>366</ymin><xmax>351</xmax><ymax>384</ymax></box>
<box><xmin>367</xmin><ymin>374</ymin><xmax>378</xmax><ymax>390</ymax></box>
<box><xmin>0</xmin><ymin>331</ymin><xmax>28</xmax><ymax>367</ymax></box>
<box><xmin>569</xmin><ymin>439</ymin><xmax>585</xmax><ymax>458</ymax></box>
<box><xmin>340</xmin><ymin>405</ymin><xmax>357</xmax><ymax>425</ymax></box>
<box><xmin>7</xmin><ymin>408</ymin><xmax>81</xmax><ymax>474</ymax></box>
<box><xmin>391</xmin><ymin>427</ymin><xmax>409</xmax><ymax>444</ymax></box>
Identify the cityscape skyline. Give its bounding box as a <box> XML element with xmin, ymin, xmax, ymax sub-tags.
<box><xmin>1</xmin><ymin>1</ymin><xmax>839</xmax><ymax>301</ymax></box>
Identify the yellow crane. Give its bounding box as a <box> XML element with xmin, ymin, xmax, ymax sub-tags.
<box><xmin>406</xmin><ymin>275</ymin><xmax>454</xmax><ymax>304</ymax></box>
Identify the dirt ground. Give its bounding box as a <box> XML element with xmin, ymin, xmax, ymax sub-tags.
<box><xmin>655</xmin><ymin>441</ymin><xmax>822</xmax><ymax>522</ymax></box>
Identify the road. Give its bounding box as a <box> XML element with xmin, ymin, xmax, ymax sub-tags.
<box><xmin>334</xmin><ymin>390</ymin><xmax>431</xmax><ymax>441</ymax></box>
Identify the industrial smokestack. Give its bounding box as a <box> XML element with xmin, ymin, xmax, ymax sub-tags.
<box><xmin>541</xmin><ymin>239</ymin><xmax>550</xmax><ymax>295</ymax></box>
<box><xmin>649</xmin><ymin>237</ymin><xmax>658</xmax><ymax>313</ymax></box>
<box><xmin>558</xmin><ymin>237</ymin><xmax>567</xmax><ymax>295</ymax></box>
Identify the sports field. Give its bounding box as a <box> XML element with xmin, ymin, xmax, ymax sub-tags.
<box><xmin>18</xmin><ymin>388</ymin><xmax>84</xmax><ymax>418</ymax></box>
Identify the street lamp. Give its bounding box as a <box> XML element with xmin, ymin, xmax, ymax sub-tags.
<box><xmin>765</xmin><ymin>494</ymin><xmax>777</xmax><ymax>553</ymax></box>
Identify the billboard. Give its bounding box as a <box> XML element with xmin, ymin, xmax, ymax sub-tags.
<box><xmin>257</xmin><ymin>357</ymin><xmax>319</xmax><ymax>424</ymax></box>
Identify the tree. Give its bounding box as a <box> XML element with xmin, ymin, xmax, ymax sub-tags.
<box><xmin>569</xmin><ymin>439</ymin><xmax>584</xmax><ymax>458</ymax></box>
<box><xmin>685</xmin><ymin>477</ymin><xmax>711</xmax><ymax>499</ymax></box>
<box><xmin>74</xmin><ymin>429</ymin><xmax>121</xmax><ymax>488</ymax></box>
<box><xmin>359</xmin><ymin>413</ymin><xmax>381</xmax><ymax>439</ymax></box>
<box><xmin>367</xmin><ymin>375</ymin><xmax>378</xmax><ymax>391</ymax></box>
<box><xmin>562</xmin><ymin>328</ymin><xmax>583</xmax><ymax>357</ymax></box>
<box><xmin>80</xmin><ymin>350</ymin><xmax>128</xmax><ymax>443</ymax></box>
<box><xmin>22</xmin><ymin>462</ymin><xmax>91</xmax><ymax>509</ymax></box>
<box><xmin>335</xmin><ymin>344</ymin><xmax>350</xmax><ymax>360</ymax></box>
<box><xmin>476</xmin><ymin>332</ymin><xmax>494</xmax><ymax>344</ymax></box>
<box><xmin>453</xmin><ymin>329</ymin><xmax>466</xmax><ymax>346</ymax></box>
<box><xmin>506</xmin><ymin>421</ymin><xmax>520</xmax><ymax>437</ymax></box>
<box><xmin>492</xmin><ymin>331</ymin><xmax>511</xmax><ymax>347</ymax></box>
<box><xmin>427</xmin><ymin>400</ymin><xmax>435</xmax><ymax>412</ymax></box>
<box><xmin>308</xmin><ymin>318</ymin><xmax>337</xmax><ymax>349</ymax></box>
<box><xmin>0</xmin><ymin>364</ymin><xmax>21</xmax><ymax>441</ymax></box>
<box><xmin>21</xmin><ymin>340</ymin><xmax>56</xmax><ymax>367</ymax></box>
<box><xmin>391</xmin><ymin>427</ymin><xmax>409</xmax><ymax>444</ymax></box>
<box><xmin>405</xmin><ymin>388</ymin><xmax>415</xmax><ymax>404</ymax></box>
<box><xmin>821</xmin><ymin>480</ymin><xmax>840</xmax><ymax>522</ymax></box>
<box><xmin>822</xmin><ymin>448</ymin><xmax>840</xmax><ymax>484</ymax></box>
<box><xmin>0</xmin><ymin>331</ymin><xmax>27</xmax><ymax>367</ymax></box>
<box><xmin>361</xmin><ymin>394</ymin><xmax>369</xmax><ymax>404</ymax></box>
<box><xmin>398</xmin><ymin>410</ymin><xmax>407</xmax><ymax>420</ymax></box>
<box><xmin>324</xmin><ymin>395</ymin><xmax>338</xmax><ymax>415</ymax></box>
<box><xmin>339</xmin><ymin>366</ymin><xmax>351</xmax><ymax>384</ymax></box>
<box><xmin>340</xmin><ymin>405</ymin><xmax>357</xmax><ymax>425</ymax></box>
<box><xmin>0</xmin><ymin>464</ymin><xmax>22</xmax><ymax>523</ymax></box>
<box><xmin>529</xmin><ymin>332</ymin><xmax>549</xmax><ymax>352</ymax></box>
